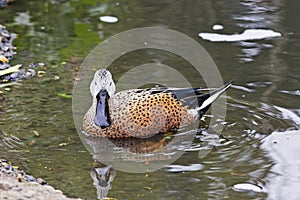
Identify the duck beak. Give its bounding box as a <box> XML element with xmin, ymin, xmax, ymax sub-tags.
<box><xmin>94</xmin><ymin>89</ymin><xmax>111</xmax><ymax>129</ymax></box>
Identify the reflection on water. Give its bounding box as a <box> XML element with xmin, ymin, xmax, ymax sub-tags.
<box><xmin>0</xmin><ymin>0</ymin><xmax>299</xmax><ymax>199</ymax></box>
<box><xmin>165</xmin><ymin>164</ymin><xmax>203</xmax><ymax>172</ymax></box>
<box><xmin>82</xmin><ymin>127</ymin><xmax>196</xmax><ymax>173</ymax></box>
<box><xmin>229</xmin><ymin>0</ymin><xmax>283</xmax><ymax>63</ymax></box>
<box><xmin>91</xmin><ymin>164</ymin><xmax>116</xmax><ymax>199</ymax></box>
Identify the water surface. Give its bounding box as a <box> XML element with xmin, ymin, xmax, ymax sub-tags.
<box><xmin>0</xmin><ymin>0</ymin><xmax>299</xmax><ymax>199</ymax></box>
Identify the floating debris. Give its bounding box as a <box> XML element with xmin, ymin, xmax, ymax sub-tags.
<box><xmin>233</xmin><ymin>183</ymin><xmax>263</xmax><ymax>193</ymax></box>
<box><xmin>164</xmin><ymin>164</ymin><xmax>203</xmax><ymax>172</ymax></box>
<box><xmin>212</xmin><ymin>24</ymin><xmax>224</xmax><ymax>30</ymax></box>
<box><xmin>37</xmin><ymin>70</ymin><xmax>46</xmax><ymax>77</ymax></box>
<box><xmin>199</xmin><ymin>29</ymin><xmax>282</xmax><ymax>42</ymax></box>
<box><xmin>0</xmin><ymin>25</ymin><xmax>44</xmax><ymax>89</ymax></box>
<box><xmin>99</xmin><ymin>16</ymin><xmax>119</xmax><ymax>23</ymax></box>
<box><xmin>57</xmin><ymin>93</ymin><xmax>72</xmax><ymax>99</ymax></box>
<box><xmin>32</xmin><ymin>130</ymin><xmax>40</xmax><ymax>137</ymax></box>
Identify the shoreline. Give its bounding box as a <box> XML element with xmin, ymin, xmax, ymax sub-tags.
<box><xmin>0</xmin><ymin>159</ymin><xmax>82</xmax><ymax>200</ymax></box>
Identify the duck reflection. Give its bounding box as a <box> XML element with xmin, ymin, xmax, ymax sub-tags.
<box><xmin>91</xmin><ymin>163</ymin><xmax>116</xmax><ymax>200</ymax></box>
<box><xmin>82</xmin><ymin>127</ymin><xmax>196</xmax><ymax>199</ymax></box>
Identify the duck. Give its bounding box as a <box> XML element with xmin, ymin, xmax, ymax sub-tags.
<box><xmin>83</xmin><ymin>69</ymin><xmax>232</xmax><ymax>138</ymax></box>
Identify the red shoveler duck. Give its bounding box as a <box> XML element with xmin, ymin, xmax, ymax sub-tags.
<box><xmin>83</xmin><ymin>69</ymin><xmax>231</xmax><ymax>138</ymax></box>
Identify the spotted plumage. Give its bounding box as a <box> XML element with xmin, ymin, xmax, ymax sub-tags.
<box><xmin>83</xmin><ymin>69</ymin><xmax>231</xmax><ymax>138</ymax></box>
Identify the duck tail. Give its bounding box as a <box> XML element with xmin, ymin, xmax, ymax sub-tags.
<box><xmin>195</xmin><ymin>81</ymin><xmax>232</xmax><ymax>117</ymax></box>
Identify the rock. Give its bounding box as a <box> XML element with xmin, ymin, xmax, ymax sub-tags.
<box><xmin>0</xmin><ymin>0</ymin><xmax>12</xmax><ymax>8</ymax></box>
<box><xmin>0</xmin><ymin>24</ymin><xmax>40</xmax><ymax>86</ymax></box>
<box><xmin>0</xmin><ymin>158</ymin><xmax>82</xmax><ymax>200</ymax></box>
<box><xmin>0</xmin><ymin>24</ymin><xmax>18</xmax><ymax>83</ymax></box>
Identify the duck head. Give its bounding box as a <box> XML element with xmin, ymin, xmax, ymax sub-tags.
<box><xmin>90</xmin><ymin>69</ymin><xmax>116</xmax><ymax>129</ymax></box>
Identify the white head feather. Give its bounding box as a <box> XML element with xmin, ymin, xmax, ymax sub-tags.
<box><xmin>90</xmin><ymin>69</ymin><xmax>116</xmax><ymax>98</ymax></box>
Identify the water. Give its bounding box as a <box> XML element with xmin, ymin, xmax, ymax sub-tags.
<box><xmin>0</xmin><ymin>0</ymin><xmax>299</xmax><ymax>199</ymax></box>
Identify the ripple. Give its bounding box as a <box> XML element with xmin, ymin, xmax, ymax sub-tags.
<box><xmin>246</xmin><ymin>81</ymin><xmax>272</xmax><ymax>88</ymax></box>
<box><xmin>231</xmin><ymin>84</ymin><xmax>255</xmax><ymax>92</ymax></box>
<box><xmin>233</xmin><ymin>15</ymin><xmax>266</xmax><ymax>22</ymax></box>
<box><xmin>279</xmin><ymin>90</ymin><xmax>300</xmax><ymax>96</ymax></box>
<box><xmin>164</xmin><ymin>164</ymin><xmax>203</xmax><ymax>172</ymax></box>
<box><xmin>0</xmin><ymin>130</ymin><xmax>23</xmax><ymax>149</ymax></box>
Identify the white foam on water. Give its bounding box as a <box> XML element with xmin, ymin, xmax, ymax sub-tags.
<box><xmin>212</xmin><ymin>24</ymin><xmax>224</xmax><ymax>30</ymax></box>
<box><xmin>261</xmin><ymin>130</ymin><xmax>300</xmax><ymax>200</ymax></box>
<box><xmin>99</xmin><ymin>16</ymin><xmax>119</xmax><ymax>23</ymax></box>
<box><xmin>165</xmin><ymin>164</ymin><xmax>203</xmax><ymax>172</ymax></box>
<box><xmin>233</xmin><ymin>183</ymin><xmax>263</xmax><ymax>193</ymax></box>
<box><xmin>199</xmin><ymin>29</ymin><xmax>281</xmax><ymax>42</ymax></box>
<box><xmin>274</xmin><ymin>106</ymin><xmax>300</xmax><ymax>128</ymax></box>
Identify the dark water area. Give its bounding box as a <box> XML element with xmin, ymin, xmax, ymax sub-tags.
<box><xmin>0</xmin><ymin>0</ymin><xmax>299</xmax><ymax>199</ymax></box>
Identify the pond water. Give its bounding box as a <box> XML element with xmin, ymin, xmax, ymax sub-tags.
<box><xmin>0</xmin><ymin>0</ymin><xmax>299</xmax><ymax>199</ymax></box>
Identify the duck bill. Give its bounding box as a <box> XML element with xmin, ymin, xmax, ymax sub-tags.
<box><xmin>94</xmin><ymin>89</ymin><xmax>111</xmax><ymax>129</ymax></box>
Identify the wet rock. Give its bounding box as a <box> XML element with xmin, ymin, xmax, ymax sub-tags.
<box><xmin>0</xmin><ymin>24</ymin><xmax>18</xmax><ymax>83</ymax></box>
<box><xmin>0</xmin><ymin>24</ymin><xmax>41</xmax><ymax>86</ymax></box>
<box><xmin>0</xmin><ymin>63</ymin><xmax>9</xmax><ymax>70</ymax></box>
<box><xmin>0</xmin><ymin>158</ymin><xmax>81</xmax><ymax>200</ymax></box>
<box><xmin>0</xmin><ymin>0</ymin><xmax>12</xmax><ymax>8</ymax></box>
<box><xmin>0</xmin><ymin>159</ymin><xmax>43</xmax><ymax>184</ymax></box>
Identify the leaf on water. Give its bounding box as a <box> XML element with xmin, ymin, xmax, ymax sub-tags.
<box><xmin>142</xmin><ymin>186</ymin><xmax>152</xmax><ymax>191</ymax></box>
<box><xmin>57</xmin><ymin>93</ymin><xmax>72</xmax><ymax>99</ymax></box>
<box><xmin>7</xmin><ymin>149</ymin><xmax>30</xmax><ymax>153</ymax></box>
<box><xmin>37</xmin><ymin>71</ymin><xmax>46</xmax><ymax>77</ymax></box>
<box><xmin>163</xmin><ymin>134</ymin><xmax>171</xmax><ymax>140</ymax></box>
<box><xmin>32</xmin><ymin>131</ymin><xmax>40</xmax><ymax>137</ymax></box>
<box><xmin>59</xmin><ymin>143</ymin><xmax>68</xmax><ymax>146</ymax></box>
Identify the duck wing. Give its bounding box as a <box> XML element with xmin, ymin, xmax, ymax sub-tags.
<box><xmin>147</xmin><ymin>81</ymin><xmax>232</xmax><ymax>117</ymax></box>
